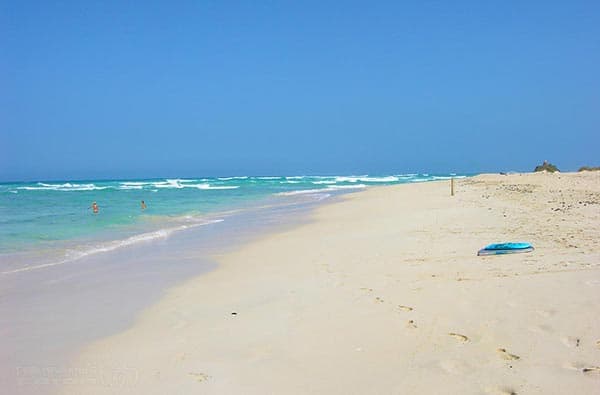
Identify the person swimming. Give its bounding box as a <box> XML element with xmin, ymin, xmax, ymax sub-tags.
<box><xmin>141</xmin><ymin>200</ymin><xmax>147</xmax><ymax>210</ymax></box>
<box><xmin>91</xmin><ymin>201</ymin><xmax>99</xmax><ymax>214</ymax></box>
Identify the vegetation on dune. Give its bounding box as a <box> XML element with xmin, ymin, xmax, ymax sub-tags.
<box><xmin>578</xmin><ymin>166</ymin><xmax>600</xmax><ymax>172</ymax></box>
<box><xmin>534</xmin><ymin>160</ymin><xmax>559</xmax><ymax>173</ymax></box>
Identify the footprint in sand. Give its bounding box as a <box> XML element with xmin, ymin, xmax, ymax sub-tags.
<box><xmin>596</xmin><ymin>340</ymin><xmax>600</xmax><ymax>349</ymax></box>
<box><xmin>582</xmin><ymin>366</ymin><xmax>600</xmax><ymax>375</ymax></box>
<box><xmin>407</xmin><ymin>320</ymin><xmax>417</xmax><ymax>329</ymax></box>
<box><xmin>375</xmin><ymin>296</ymin><xmax>384</xmax><ymax>303</ymax></box>
<box><xmin>565</xmin><ymin>362</ymin><xmax>600</xmax><ymax>375</ymax></box>
<box><xmin>485</xmin><ymin>386</ymin><xmax>518</xmax><ymax>395</ymax></box>
<box><xmin>448</xmin><ymin>332</ymin><xmax>469</xmax><ymax>342</ymax></box>
<box><xmin>398</xmin><ymin>305</ymin><xmax>413</xmax><ymax>312</ymax></box>
<box><xmin>561</xmin><ymin>336</ymin><xmax>580</xmax><ymax>348</ymax></box>
<box><xmin>496</xmin><ymin>348</ymin><xmax>520</xmax><ymax>360</ymax></box>
<box><xmin>188</xmin><ymin>372</ymin><xmax>210</xmax><ymax>382</ymax></box>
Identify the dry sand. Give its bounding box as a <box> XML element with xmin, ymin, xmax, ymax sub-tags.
<box><xmin>62</xmin><ymin>172</ymin><xmax>600</xmax><ymax>394</ymax></box>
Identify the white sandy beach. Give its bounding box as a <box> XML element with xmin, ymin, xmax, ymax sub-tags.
<box><xmin>62</xmin><ymin>172</ymin><xmax>600</xmax><ymax>394</ymax></box>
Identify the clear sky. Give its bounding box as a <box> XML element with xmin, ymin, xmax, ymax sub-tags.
<box><xmin>1</xmin><ymin>1</ymin><xmax>599</xmax><ymax>181</ymax></box>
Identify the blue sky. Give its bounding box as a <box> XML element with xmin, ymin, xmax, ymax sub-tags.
<box><xmin>1</xmin><ymin>1</ymin><xmax>599</xmax><ymax>181</ymax></box>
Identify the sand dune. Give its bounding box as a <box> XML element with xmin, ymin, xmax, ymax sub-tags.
<box><xmin>63</xmin><ymin>172</ymin><xmax>600</xmax><ymax>394</ymax></box>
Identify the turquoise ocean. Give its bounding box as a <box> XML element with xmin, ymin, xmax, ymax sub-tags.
<box><xmin>0</xmin><ymin>174</ymin><xmax>466</xmax><ymax>273</ymax></box>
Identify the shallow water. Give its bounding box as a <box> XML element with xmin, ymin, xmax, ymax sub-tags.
<box><xmin>0</xmin><ymin>189</ymin><xmax>331</xmax><ymax>394</ymax></box>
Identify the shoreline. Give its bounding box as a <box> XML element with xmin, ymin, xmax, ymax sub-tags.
<box><xmin>59</xmin><ymin>172</ymin><xmax>599</xmax><ymax>394</ymax></box>
<box><xmin>0</xmin><ymin>190</ymin><xmax>342</xmax><ymax>394</ymax></box>
<box><xmin>0</xmin><ymin>191</ymin><xmax>334</xmax><ymax>275</ymax></box>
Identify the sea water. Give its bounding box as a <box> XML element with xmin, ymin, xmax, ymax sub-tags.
<box><xmin>0</xmin><ymin>174</ymin><xmax>465</xmax><ymax>273</ymax></box>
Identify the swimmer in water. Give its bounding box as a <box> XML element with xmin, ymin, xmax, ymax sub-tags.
<box><xmin>141</xmin><ymin>200</ymin><xmax>147</xmax><ymax>210</ymax></box>
<box><xmin>91</xmin><ymin>201</ymin><xmax>99</xmax><ymax>214</ymax></box>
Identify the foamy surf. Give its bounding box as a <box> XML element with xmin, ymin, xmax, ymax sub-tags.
<box><xmin>191</xmin><ymin>184</ymin><xmax>239</xmax><ymax>190</ymax></box>
<box><xmin>217</xmin><ymin>176</ymin><xmax>248</xmax><ymax>180</ymax></box>
<box><xmin>334</xmin><ymin>176</ymin><xmax>399</xmax><ymax>183</ymax></box>
<box><xmin>18</xmin><ymin>182</ymin><xmax>110</xmax><ymax>191</ymax></box>
<box><xmin>277</xmin><ymin>189</ymin><xmax>331</xmax><ymax>196</ymax></box>
<box><xmin>311</xmin><ymin>180</ymin><xmax>337</xmax><ymax>185</ymax></box>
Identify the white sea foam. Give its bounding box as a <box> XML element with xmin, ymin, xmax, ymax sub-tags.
<box><xmin>119</xmin><ymin>181</ymin><xmax>153</xmax><ymax>189</ymax></box>
<box><xmin>120</xmin><ymin>181</ymin><xmax>152</xmax><ymax>186</ymax></box>
<box><xmin>187</xmin><ymin>184</ymin><xmax>239</xmax><ymax>190</ymax></box>
<box><xmin>333</xmin><ymin>176</ymin><xmax>364</xmax><ymax>183</ymax></box>
<box><xmin>217</xmin><ymin>176</ymin><xmax>248</xmax><ymax>180</ymax></box>
<box><xmin>257</xmin><ymin>176</ymin><xmax>281</xmax><ymax>180</ymax></box>
<box><xmin>277</xmin><ymin>184</ymin><xmax>366</xmax><ymax>196</ymax></box>
<box><xmin>153</xmin><ymin>180</ymin><xmax>184</xmax><ymax>189</ymax></box>
<box><xmin>149</xmin><ymin>180</ymin><xmax>239</xmax><ymax>190</ymax></box>
<box><xmin>1</xmin><ymin>219</ymin><xmax>224</xmax><ymax>275</ymax></box>
<box><xmin>311</xmin><ymin>180</ymin><xmax>337</xmax><ymax>184</ymax></box>
<box><xmin>167</xmin><ymin>178</ymin><xmax>197</xmax><ymax>183</ymax></box>
<box><xmin>18</xmin><ymin>183</ymin><xmax>109</xmax><ymax>191</ymax></box>
<box><xmin>365</xmin><ymin>176</ymin><xmax>399</xmax><ymax>182</ymax></box>
<box><xmin>334</xmin><ymin>176</ymin><xmax>398</xmax><ymax>183</ymax></box>
<box><xmin>276</xmin><ymin>189</ymin><xmax>330</xmax><ymax>196</ymax></box>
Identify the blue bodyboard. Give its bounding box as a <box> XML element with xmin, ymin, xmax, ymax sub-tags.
<box><xmin>478</xmin><ymin>242</ymin><xmax>534</xmax><ymax>256</ymax></box>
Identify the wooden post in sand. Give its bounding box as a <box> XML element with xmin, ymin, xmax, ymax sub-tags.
<box><xmin>451</xmin><ymin>178</ymin><xmax>455</xmax><ymax>196</ymax></box>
